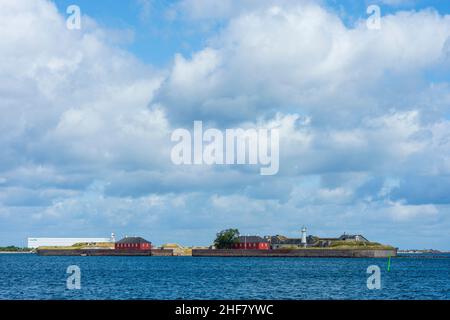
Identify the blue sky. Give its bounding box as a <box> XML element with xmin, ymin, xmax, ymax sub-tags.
<box><xmin>50</xmin><ymin>0</ymin><xmax>450</xmax><ymax>65</ymax></box>
<box><xmin>1</xmin><ymin>0</ymin><xmax>450</xmax><ymax>249</ymax></box>
<box><xmin>53</xmin><ymin>0</ymin><xmax>225</xmax><ymax>66</ymax></box>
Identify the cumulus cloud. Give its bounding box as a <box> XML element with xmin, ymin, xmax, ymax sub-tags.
<box><xmin>0</xmin><ymin>0</ymin><xmax>169</xmax><ymax>175</ymax></box>
<box><xmin>0</xmin><ymin>0</ymin><xmax>170</xmax><ymax>238</ymax></box>
<box><xmin>383</xmin><ymin>201</ymin><xmax>439</xmax><ymax>221</ymax></box>
<box><xmin>151</xmin><ymin>2</ymin><xmax>450</xmax><ymax>248</ymax></box>
<box><xmin>157</xmin><ymin>4</ymin><xmax>450</xmax><ymax>133</ymax></box>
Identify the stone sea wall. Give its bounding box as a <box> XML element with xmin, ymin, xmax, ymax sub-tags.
<box><xmin>36</xmin><ymin>249</ymin><xmax>173</xmax><ymax>256</ymax></box>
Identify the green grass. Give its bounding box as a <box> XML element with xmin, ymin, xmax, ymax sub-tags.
<box><xmin>325</xmin><ymin>241</ymin><xmax>394</xmax><ymax>250</ymax></box>
<box><xmin>38</xmin><ymin>242</ymin><xmax>114</xmax><ymax>250</ymax></box>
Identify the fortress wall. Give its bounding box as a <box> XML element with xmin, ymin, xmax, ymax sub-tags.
<box><xmin>36</xmin><ymin>249</ymin><xmax>173</xmax><ymax>256</ymax></box>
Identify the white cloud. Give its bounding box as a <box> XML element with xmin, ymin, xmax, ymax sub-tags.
<box><xmin>0</xmin><ymin>0</ymin><xmax>169</xmax><ymax>173</ymax></box>
<box><xmin>385</xmin><ymin>201</ymin><xmax>439</xmax><ymax>221</ymax></box>
<box><xmin>159</xmin><ymin>5</ymin><xmax>450</xmax><ymax>132</ymax></box>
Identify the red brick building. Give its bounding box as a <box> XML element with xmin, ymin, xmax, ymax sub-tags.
<box><xmin>232</xmin><ymin>236</ymin><xmax>269</xmax><ymax>250</ymax></box>
<box><xmin>115</xmin><ymin>236</ymin><xmax>152</xmax><ymax>250</ymax></box>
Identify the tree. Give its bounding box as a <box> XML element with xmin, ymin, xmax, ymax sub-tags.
<box><xmin>214</xmin><ymin>229</ymin><xmax>240</xmax><ymax>249</ymax></box>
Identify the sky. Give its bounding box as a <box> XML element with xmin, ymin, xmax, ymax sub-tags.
<box><xmin>1</xmin><ymin>0</ymin><xmax>450</xmax><ymax>249</ymax></box>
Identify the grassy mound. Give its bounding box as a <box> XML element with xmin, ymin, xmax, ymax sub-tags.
<box><xmin>327</xmin><ymin>240</ymin><xmax>394</xmax><ymax>250</ymax></box>
<box><xmin>38</xmin><ymin>242</ymin><xmax>114</xmax><ymax>250</ymax></box>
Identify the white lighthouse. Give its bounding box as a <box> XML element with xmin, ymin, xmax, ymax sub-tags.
<box><xmin>301</xmin><ymin>226</ymin><xmax>307</xmax><ymax>248</ymax></box>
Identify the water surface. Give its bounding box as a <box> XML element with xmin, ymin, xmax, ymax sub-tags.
<box><xmin>0</xmin><ymin>254</ymin><xmax>449</xmax><ymax>299</ymax></box>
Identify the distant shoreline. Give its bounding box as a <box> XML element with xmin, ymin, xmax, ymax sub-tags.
<box><xmin>0</xmin><ymin>251</ymin><xmax>33</xmax><ymax>254</ymax></box>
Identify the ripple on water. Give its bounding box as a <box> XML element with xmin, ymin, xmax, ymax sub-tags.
<box><xmin>0</xmin><ymin>254</ymin><xmax>449</xmax><ymax>299</ymax></box>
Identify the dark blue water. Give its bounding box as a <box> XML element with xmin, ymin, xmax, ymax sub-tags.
<box><xmin>0</xmin><ymin>254</ymin><xmax>449</xmax><ymax>299</ymax></box>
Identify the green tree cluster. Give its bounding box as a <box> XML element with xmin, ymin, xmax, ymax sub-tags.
<box><xmin>214</xmin><ymin>229</ymin><xmax>240</xmax><ymax>249</ymax></box>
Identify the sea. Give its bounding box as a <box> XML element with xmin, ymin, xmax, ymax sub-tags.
<box><xmin>0</xmin><ymin>253</ymin><xmax>449</xmax><ymax>300</ymax></box>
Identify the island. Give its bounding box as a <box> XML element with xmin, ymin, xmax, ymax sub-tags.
<box><xmin>27</xmin><ymin>227</ymin><xmax>397</xmax><ymax>258</ymax></box>
<box><xmin>192</xmin><ymin>228</ymin><xmax>397</xmax><ymax>258</ymax></box>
